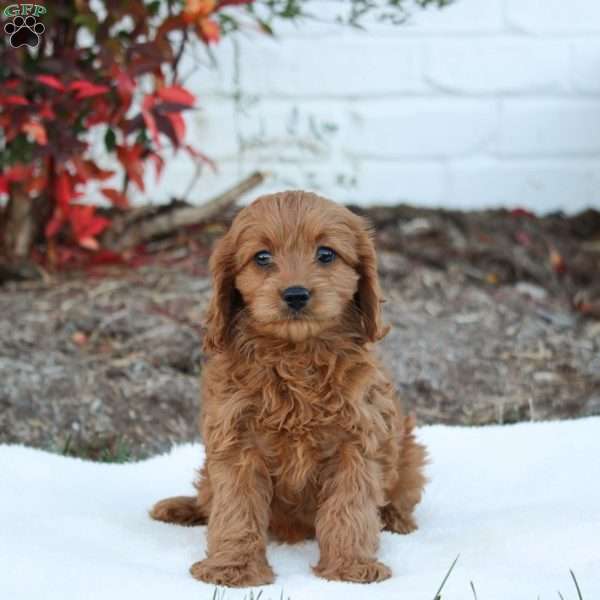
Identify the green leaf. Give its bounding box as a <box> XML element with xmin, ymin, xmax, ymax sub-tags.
<box><xmin>73</xmin><ymin>13</ymin><xmax>99</xmax><ymax>34</ymax></box>
<box><xmin>146</xmin><ymin>0</ymin><xmax>161</xmax><ymax>16</ymax></box>
<box><xmin>104</xmin><ymin>128</ymin><xmax>117</xmax><ymax>153</ymax></box>
<box><xmin>258</xmin><ymin>19</ymin><xmax>274</xmax><ymax>36</ymax></box>
<box><xmin>135</xmin><ymin>128</ymin><xmax>149</xmax><ymax>147</ymax></box>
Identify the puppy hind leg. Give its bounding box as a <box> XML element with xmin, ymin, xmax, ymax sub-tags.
<box><xmin>150</xmin><ymin>465</ymin><xmax>213</xmax><ymax>526</ymax></box>
<box><xmin>150</xmin><ymin>495</ymin><xmax>207</xmax><ymax>526</ymax></box>
<box><xmin>382</xmin><ymin>415</ymin><xmax>427</xmax><ymax>535</ymax></box>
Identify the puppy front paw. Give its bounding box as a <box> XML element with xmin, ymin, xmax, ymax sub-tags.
<box><xmin>313</xmin><ymin>559</ymin><xmax>391</xmax><ymax>583</ymax></box>
<box><xmin>190</xmin><ymin>557</ymin><xmax>274</xmax><ymax>587</ymax></box>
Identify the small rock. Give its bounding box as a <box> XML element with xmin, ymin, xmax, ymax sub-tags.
<box><xmin>585</xmin><ymin>321</ymin><xmax>600</xmax><ymax>340</ymax></box>
<box><xmin>378</xmin><ymin>251</ymin><xmax>410</xmax><ymax>278</ymax></box>
<box><xmin>454</xmin><ymin>313</ymin><xmax>482</xmax><ymax>325</ymax></box>
<box><xmin>515</xmin><ymin>282</ymin><xmax>548</xmax><ymax>302</ymax></box>
<box><xmin>536</xmin><ymin>309</ymin><xmax>576</xmax><ymax>329</ymax></box>
<box><xmin>533</xmin><ymin>371</ymin><xmax>562</xmax><ymax>384</ymax></box>
<box><xmin>400</xmin><ymin>218</ymin><xmax>433</xmax><ymax>237</ymax></box>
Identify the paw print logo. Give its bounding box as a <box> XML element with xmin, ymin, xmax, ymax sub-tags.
<box><xmin>4</xmin><ymin>15</ymin><xmax>45</xmax><ymax>48</ymax></box>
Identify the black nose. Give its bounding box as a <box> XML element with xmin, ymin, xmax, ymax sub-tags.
<box><xmin>282</xmin><ymin>286</ymin><xmax>311</xmax><ymax>311</ymax></box>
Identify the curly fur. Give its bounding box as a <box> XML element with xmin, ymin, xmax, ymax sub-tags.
<box><xmin>150</xmin><ymin>191</ymin><xmax>427</xmax><ymax>587</ymax></box>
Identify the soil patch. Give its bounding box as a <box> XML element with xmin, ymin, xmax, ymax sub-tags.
<box><xmin>1</xmin><ymin>205</ymin><xmax>599</xmax><ymax>459</ymax></box>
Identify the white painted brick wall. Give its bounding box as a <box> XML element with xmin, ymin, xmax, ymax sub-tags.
<box><xmin>142</xmin><ymin>0</ymin><xmax>600</xmax><ymax>213</ymax></box>
<box><xmin>237</xmin><ymin>38</ymin><xmax>426</xmax><ymax>96</ymax></box>
<box><xmin>425</xmin><ymin>40</ymin><xmax>570</xmax><ymax>94</ymax></box>
<box><xmin>498</xmin><ymin>100</ymin><xmax>600</xmax><ymax>156</ymax></box>
<box><xmin>505</xmin><ymin>0</ymin><xmax>600</xmax><ymax>34</ymax></box>
<box><xmin>346</xmin><ymin>100</ymin><xmax>498</xmax><ymax>158</ymax></box>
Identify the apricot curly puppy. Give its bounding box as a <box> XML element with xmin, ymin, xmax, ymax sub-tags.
<box><xmin>151</xmin><ymin>191</ymin><xmax>427</xmax><ymax>587</ymax></box>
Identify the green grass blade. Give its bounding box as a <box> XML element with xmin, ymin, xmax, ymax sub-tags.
<box><xmin>470</xmin><ymin>580</ymin><xmax>478</xmax><ymax>600</ymax></box>
<box><xmin>62</xmin><ymin>434</ymin><xmax>72</xmax><ymax>456</ymax></box>
<box><xmin>432</xmin><ymin>554</ymin><xmax>460</xmax><ymax>600</ymax></box>
<box><xmin>570</xmin><ymin>569</ymin><xmax>584</xmax><ymax>600</ymax></box>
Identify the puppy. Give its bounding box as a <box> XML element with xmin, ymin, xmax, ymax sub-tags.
<box><xmin>151</xmin><ymin>191</ymin><xmax>427</xmax><ymax>587</ymax></box>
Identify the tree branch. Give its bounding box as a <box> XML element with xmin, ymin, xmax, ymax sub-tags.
<box><xmin>102</xmin><ymin>171</ymin><xmax>266</xmax><ymax>252</ymax></box>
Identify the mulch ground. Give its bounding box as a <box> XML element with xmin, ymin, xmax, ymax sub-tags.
<box><xmin>1</xmin><ymin>204</ymin><xmax>599</xmax><ymax>459</ymax></box>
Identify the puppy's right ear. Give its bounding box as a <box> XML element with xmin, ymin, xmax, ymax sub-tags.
<box><xmin>202</xmin><ymin>232</ymin><xmax>240</xmax><ymax>354</ymax></box>
<box><xmin>352</xmin><ymin>216</ymin><xmax>389</xmax><ymax>343</ymax></box>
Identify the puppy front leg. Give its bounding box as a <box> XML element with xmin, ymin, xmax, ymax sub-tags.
<box><xmin>314</xmin><ymin>444</ymin><xmax>391</xmax><ymax>583</ymax></box>
<box><xmin>190</xmin><ymin>448</ymin><xmax>273</xmax><ymax>587</ymax></box>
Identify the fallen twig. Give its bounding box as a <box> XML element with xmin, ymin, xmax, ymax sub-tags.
<box><xmin>102</xmin><ymin>171</ymin><xmax>267</xmax><ymax>252</ymax></box>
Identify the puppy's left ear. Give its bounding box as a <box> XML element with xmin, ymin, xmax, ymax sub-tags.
<box><xmin>202</xmin><ymin>230</ymin><xmax>241</xmax><ymax>353</ymax></box>
<box><xmin>353</xmin><ymin>217</ymin><xmax>389</xmax><ymax>343</ymax></box>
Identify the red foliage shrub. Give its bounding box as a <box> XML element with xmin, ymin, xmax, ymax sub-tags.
<box><xmin>0</xmin><ymin>0</ymin><xmax>449</xmax><ymax>265</ymax></box>
<box><xmin>0</xmin><ymin>0</ymin><xmax>261</xmax><ymax>256</ymax></box>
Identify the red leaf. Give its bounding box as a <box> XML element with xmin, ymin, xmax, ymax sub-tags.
<box><xmin>0</xmin><ymin>175</ymin><xmax>7</xmax><ymax>195</ymax></box>
<box><xmin>37</xmin><ymin>75</ymin><xmax>65</xmax><ymax>91</ymax></box>
<box><xmin>45</xmin><ymin>206</ymin><xmax>67</xmax><ymax>238</ymax></box>
<box><xmin>184</xmin><ymin>0</ymin><xmax>216</xmax><ymax>22</ymax></box>
<box><xmin>511</xmin><ymin>208</ymin><xmax>535</xmax><ymax>218</ymax></box>
<box><xmin>166</xmin><ymin>112</ymin><xmax>186</xmax><ymax>146</ymax></box>
<box><xmin>148</xmin><ymin>152</ymin><xmax>165</xmax><ymax>180</ymax></box>
<box><xmin>77</xmin><ymin>87</ymin><xmax>111</xmax><ymax>99</ymax></box>
<box><xmin>55</xmin><ymin>171</ymin><xmax>76</xmax><ymax>208</ymax></box>
<box><xmin>69</xmin><ymin>204</ymin><xmax>110</xmax><ymax>247</ymax></box>
<box><xmin>88</xmin><ymin>250</ymin><xmax>127</xmax><ymax>266</ymax></box>
<box><xmin>101</xmin><ymin>187</ymin><xmax>129</xmax><ymax>208</ymax></box>
<box><xmin>22</xmin><ymin>121</ymin><xmax>48</xmax><ymax>145</ymax></box>
<box><xmin>73</xmin><ymin>158</ymin><xmax>115</xmax><ymax>182</ymax></box>
<box><xmin>79</xmin><ymin>237</ymin><xmax>100</xmax><ymax>251</ymax></box>
<box><xmin>4</xmin><ymin>164</ymin><xmax>33</xmax><ymax>182</ymax></box>
<box><xmin>156</xmin><ymin>85</ymin><xmax>195</xmax><ymax>107</ymax></box>
<box><xmin>196</xmin><ymin>18</ymin><xmax>220</xmax><ymax>44</ymax></box>
<box><xmin>0</xmin><ymin>95</ymin><xmax>29</xmax><ymax>105</ymax></box>
<box><xmin>38</xmin><ymin>101</ymin><xmax>56</xmax><ymax>120</ymax></box>
<box><xmin>116</xmin><ymin>144</ymin><xmax>145</xmax><ymax>191</ymax></box>
<box><xmin>141</xmin><ymin>95</ymin><xmax>160</xmax><ymax>147</ymax></box>
<box><xmin>114</xmin><ymin>69</ymin><xmax>136</xmax><ymax>95</ymax></box>
<box><xmin>85</xmin><ymin>98</ymin><xmax>112</xmax><ymax>126</ymax></box>
<box><xmin>24</xmin><ymin>174</ymin><xmax>47</xmax><ymax>195</ymax></box>
<box><xmin>113</xmin><ymin>69</ymin><xmax>136</xmax><ymax>108</ymax></box>
<box><xmin>69</xmin><ymin>80</ymin><xmax>111</xmax><ymax>99</ymax></box>
<box><xmin>95</xmin><ymin>168</ymin><xmax>116</xmax><ymax>181</ymax></box>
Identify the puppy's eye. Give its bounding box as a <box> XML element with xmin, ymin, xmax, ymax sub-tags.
<box><xmin>316</xmin><ymin>246</ymin><xmax>336</xmax><ymax>264</ymax></box>
<box><xmin>254</xmin><ymin>250</ymin><xmax>273</xmax><ymax>267</ymax></box>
